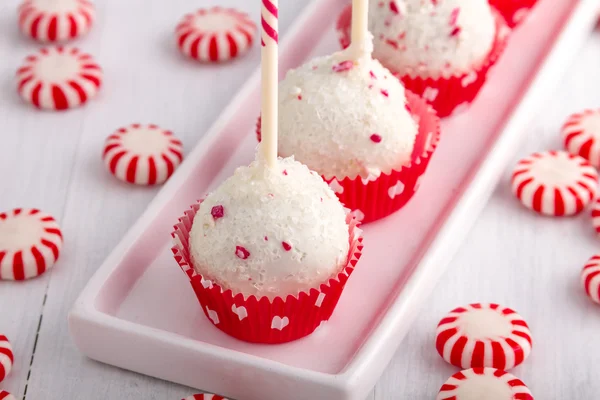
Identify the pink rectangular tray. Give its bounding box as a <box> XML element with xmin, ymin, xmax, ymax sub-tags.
<box><xmin>69</xmin><ymin>1</ymin><xmax>598</xmax><ymax>399</ymax></box>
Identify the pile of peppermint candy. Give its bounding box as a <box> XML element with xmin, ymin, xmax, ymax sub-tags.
<box><xmin>4</xmin><ymin>1</ymin><xmax>258</xmax><ymax>280</ymax></box>
<box><xmin>3</xmin><ymin>2</ymin><xmax>258</xmax><ymax>399</ymax></box>
<box><xmin>512</xmin><ymin>110</ymin><xmax>600</xmax><ymax>304</ymax></box>
<box><xmin>2</xmin><ymin>1</ymin><xmax>600</xmax><ymax>400</ymax></box>
<box><xmin>431</xmin><ymin>109</ymin><xmax>600</xmax><ymax>400</ymax></box>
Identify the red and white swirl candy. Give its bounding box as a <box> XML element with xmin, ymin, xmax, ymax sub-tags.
<box><xmin>437</xmin><ymin>368</ymin><xmax>534</xmax><ymax>400</ymax></box>
<box><xmin>511</xmin><ymin>151</ymin><xmax>598</xmax><ymax>216</ymax></box>
<box><xmin>102</xmin><ymin>124</ymin><xmax>183</xmax><ymax>185</ymax></box>
<box><xmin>582</xmin><ymin>254</ymin><xmax>600</xmax><ymax>305</ymax></box>
<box><xmin>16</xmin><ymin>47</ymin><xmax>102</xmax><ymax>111</ymax></box>
<box><xmin>592</xmin><ymin>198</ymin><xmax>600</xmax><ymax>236</ymax></box>
<box><xmin>0</xmin><ymin>208</ymin><xmax>63</xmax><ymax>281</ymax></box>
<box><xmin>176</xmin><ymin>7</ymin><xmax>256</xmax><ymax>63</ymax></box>
<box><xmin>18</xmin><ymin>0</ymin><xmax>95</xmax><ymax>43</ymax></box>
<box><xmin>0</xmin><ymin>335</ymin><xmax>13</xmax><ymax>383</ymax></box>
<box><xmin>0</xmin><ymin>391</ymin><xmax>16</xmax><ymax>400</ymax></box>
<box><xmin>183</xmin><ymin>395</ymin><xmax>228</xmax><ymax>400</ymax></box>
<box><xmin>562</xmin><ymin>109</ymin><xmax>600</xmax><ymax>169</ymax></box>
<box><xmin>435</xmin><ymin>303</ymin><xmax>532</xmax><ymax>370</ymax></box>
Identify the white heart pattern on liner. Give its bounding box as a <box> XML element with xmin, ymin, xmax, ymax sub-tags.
<box><xmin>513</xmin><ymin>8</ymin><xmax>529</xmax><ymax>24</ymax></box>
<box><xmin>499</xmin><ymin>25</ymin><xmax>511</xmax><ymax>40</ymax></box>
<box><xmin>461</xmin><ymin>71</ymin><xmax>477</xmax><ymax>87</ymax></box>
<box><xmin>422</xmin><ymin>87</ymin><xmax>439</xmax><ymax>102</ymax></box>
<box><xmin>329</xmin><ymin>180</ymin><xmax>344</xmax><ymax>194</ymax></box>
<box><xmin>451</xmin><ymin>102</ymin><xmax>470</xmax><ymax>117</ymax></box>
<box><xmin>424</xmin><ymin>132</ymin><xmax>435</xmax><ymax>152</ymax></box>
<box><xmin>206</xmin><ymin>307</ymin><xmax>219</xmax><ymax>325</ymax></box>
<box><xmin>388</xmin><ymin>181</ymin><xmax>405</xmax><ymax>199</ymax></box>
<box><xmin>351</xmin><ymin>209</ymin><xmax>365</xmax><ymax>222</ymax></box>
<box><xmin>231</xmin><ymin>304</ymin><xmax>248</xmax><ymax>321</ymax></box>
<box><xmin>315</xmin><ymin>293</ymin><xmax>326</xmax><ymax>307</ymax></box>
<box><xmin>271</xmin><ymin>316</ymin><xmax>289</xmax><ymax>330</ymax></box>
<box><xmin>200</xmin><ymin>276</ymin><xmax>213</xmax><ymax>289</ymax></box>
<box><xmin>414</xmin><ymin>176</ymin><xmax>422</xmax><ymax>192</ymax></box>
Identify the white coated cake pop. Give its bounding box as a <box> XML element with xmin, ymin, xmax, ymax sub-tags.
<box><xmin>277</xmin><ymin>38</ymin><xmax>418</xmax><ymax>180</ymax></box>
<box><xmin>368</xmin><ymin>0</ymin><xmax>496</xmax><ymax>77</ymax></box>
<box><xmin>189</xmin><ymin>156</ymin><xmax>350</xmax><ymax>299</ymax></box>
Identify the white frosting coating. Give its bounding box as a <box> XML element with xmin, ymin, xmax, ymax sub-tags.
<box><xmin>278</xmin><ymin>43</ymin><xmax>418</xmax><ymax>179</ymax></box>
<box><xmin>368</xmin><ymin>0</ymin><xmax>496</xmax><ymax>77</ymax></box>
<box><xmin>189</xmin><ymin>157</ymin><xmax>350</xmax><ymax>299</ymax></box>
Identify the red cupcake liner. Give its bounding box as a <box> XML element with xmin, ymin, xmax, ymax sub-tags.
<box><xmin>256</xmin><ymin>91</ymin><xmax>440</xmax><ymax>223</ymax></box>
<box><xmin>336</xmin><ymin>6</ymin><xmax>510</xmax><ymax>118</ymax></box>
<box><xmin>489</xmin><ymin>0</ymin><xmax>538</xmax><ymax>28</ymax></box>
<box><xmin>171</xmin><ymin>204</ymin><xmax>363</xmax><ymax>344</ymax></box>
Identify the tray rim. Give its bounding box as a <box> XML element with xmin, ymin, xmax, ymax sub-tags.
<box><xmin>69</xmin><ymin>0</ymin><xmax>599</xmax><ymax>397</ymax></box>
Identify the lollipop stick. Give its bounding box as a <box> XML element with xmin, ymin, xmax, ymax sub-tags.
<box><xmin>261</xmin><ymin>0</ymin><xmax>279</xmax><ymax>168</ymax></box>
<box><xmin>351</xmin><ymin>0</ymin><xmax>369</xmax><ymax>56</ymax></box>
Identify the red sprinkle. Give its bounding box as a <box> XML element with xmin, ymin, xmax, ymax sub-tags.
<box><xmin>235</xmin><ymin>246</ymin><xmax>250</xmax><ymax>259</ymax></box>
<box><xmin>297</xmin><ymin>95</ymin><xmax>302</xmax><ymax>100</ymax></box>
<box><xmin>332</xmin><ymin>60</ymin><xmax>354</xmax><ymax>72</ymax></box>
<box><xmin>368</xmin><ymin>84</ymin><xmax>374</xmax><ymax>89</ymax></box>
<box><xmin>405</xmin><ymin>103</ymin><xmax>412</xmax><ymax>113</ymax></box>
<box><xmin>381</xmin><ymin>89</ymin><xmax>389</xmax><ymax>97</ymax></box>
<box><xmin>370</xmin><ymin>134</ymin><xmax>382</xmax><ymax>143</ymax></box>
<box><xmin>450</xmin><ymin>26</ymin><xmax>461</xmax><ymax>37</ymax></box>
<box><xmin>449</xmin><ymin>8</ymin><xmax>460</xmax><ymax>26</ymax></box>
<box><xmin>282</xmin><ymin>242</ymin><xmax>292</xmax><ymax>251</ymax></box>
<box><xmin>282</xmin><ymin>170</ymin><xmax>288</xmax><ymax>176</ymax></box>
<box><xmin>264</xmin><ymin>236</ymin><xmax>268</xmax><ymax>241</ymax></box>
<box><xmin>389</xmin><ymin>1</ymin><xmax>399</xmax><ymax>14</ymax></box>
<box><xmin>211</xmin><ymin>205</ymin><xmax>224</xmax><ymax>220</ymax></box>
<box><xmin>398</xmin><ymin>31</ymin><xmax>406</xmax><ymax>40</ymax></box>
<box><xmin>369</xmin><ymin>71</ymin><xmax>377</xmax><ymax>79</ymax></box>
<box><xmin>385</xmin><ymin>39</ymin><xmax>399</xmax><ymax>49</ymax></box>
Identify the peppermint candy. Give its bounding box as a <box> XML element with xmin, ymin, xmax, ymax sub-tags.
<box><xmin>17</xmin><ymin>47</ymin><xmax>102</xmax><ymax>110</ymax></box>
<box><xmin>18</xmin><ymin>0</ymin><xmax>95</xmax><ymax>42</ymax></box>
<box><xmin>582</xmin><ymin>254</ymin><xmax>600</xmax><ymax>305</ymax></box>
<box><xmin>511</xmin><ymin>151</ymin><xmax>598</xmax><ymax>216</ymax></box>
<box><xmin>435</xmin><ymin>303</ymin><xmax>532</xmax><ymax>370</ymax></box>
<box><xmin>0</xmin><ymin>335</ymin><xmax>13</xmax><ymax>382</ymax></box>
<box><xmin>0</xmin><ymin>391</ymin><xmax>16</xmax><ymax>400</ymax></box>
<box><xmin>103</xmin><ymin>124</ymin><xmax>183</xmax><ymax>185</ymax></box>
<box><xmin>176</xmin><ymin>7</ymin><xmax>256</xmax><ymax>63</ymax></box>
<box><xmin>0</xmin><ymin>208</ymin><xmax>63</xmax><ymax>281</ymax></box>
<box><xmin>562</xmin><ymin>109</ymin><xmax>600</xmax><ymax>169</ymax></box>
<box><xmin>182</xmin><ymin>395</ymin><xmax>228</xmax><ymax>400</ymax></box>
<box><xmin>437</xmin><ymin>368</ymin><xmax>534</xmax><ymax>400</ymax></box>
<box><xmin>592</xmin><ymin>198</ymin><xmax>600</xmax><ymax>236</ymax></box>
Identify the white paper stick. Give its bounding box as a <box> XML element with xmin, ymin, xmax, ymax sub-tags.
<box><xmin>260</xmin><ymin>0</ymin><xmax>279</xmax><ymax>168</ymax></box>
<box><xmin>351</xmin><ymin>0</ymin><xmax>369</xmax><ymax>56</ymax></box>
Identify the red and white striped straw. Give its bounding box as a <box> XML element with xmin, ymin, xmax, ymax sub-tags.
<box><xmin>351</xmin><ymin>0</ymin><xmax>369</xmax><ymax>56</ymax></box>
<box><xmin>260</xmin><ymin>0</ymin><xmax>279</xmax><ymax>168</ymax></box>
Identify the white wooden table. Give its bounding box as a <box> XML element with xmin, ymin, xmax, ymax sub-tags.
<box><xmin>1</xmin><ymin>0</ymin><xmax>600</xmax><ymax>399</ymax></box>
